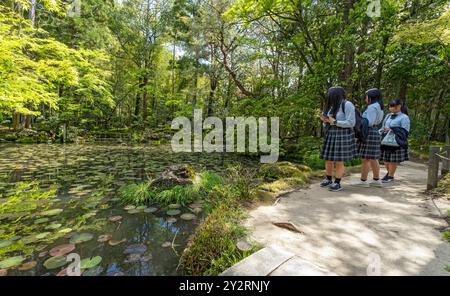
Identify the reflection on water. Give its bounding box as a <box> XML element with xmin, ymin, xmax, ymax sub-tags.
<box><xmin>0</xmin><ymin>144</ymin><xmax>258</xmax><ymax>276</ymax></box>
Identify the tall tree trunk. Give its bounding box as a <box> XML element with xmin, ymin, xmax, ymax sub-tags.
<box><xmin>398</xmin><ymin>78</ymin><xmax>408</xmax><ymax>103</ymax></box>
<box><xmin>142</xmin><ymin>76</ymin><xmax>149</xmax><ymax>123</ymax></box>
<box><xmin>339</xmin><ymin>0</ymin><xmax>355</xmax><ymax>94</ymax></box>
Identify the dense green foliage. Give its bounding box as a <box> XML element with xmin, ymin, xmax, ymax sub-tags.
<box><xmin>0</xmin><ymin>0</ymin><xmax>448</xmax><ymax>148</ymax></box>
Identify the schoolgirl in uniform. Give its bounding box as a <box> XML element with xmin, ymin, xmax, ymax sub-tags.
<box><xmin>380</xmin><ymin>99</ymin><xmax>410</xmax><ymax>183</ymax></box>
<box><xmin>319</xmin><ymin>86</ymin><xmax>357</xmax><ymax>191</ymax></box>
<box><xmin>352</xmin><ymin>88</ymin><xmax>384</xmax><ymax>187</ymax></box>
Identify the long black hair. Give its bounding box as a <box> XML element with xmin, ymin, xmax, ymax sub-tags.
<box><xmin>324</xmin><ymin>86</ymin><xmax>346</xmax><ymax>118</ymax></box>
<box><xmin>365</xmin><ymin>88</ymin><xmax>384</xmax><ymax>109</ymax></box>
<box><xmin>388</xmin><ymin>99</ymin><xmax>408</xmax><ymax>115</ymax></box>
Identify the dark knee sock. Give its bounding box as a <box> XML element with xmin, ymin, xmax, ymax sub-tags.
<box><xmin>334</xmin><ymin>178</ymin><xmax>341</xmax><ymax>184</ymax></box>
<box><xmin>326</xmin><ymin>175</ymin><xmax>332</xmax><ymax>181</ymax></box>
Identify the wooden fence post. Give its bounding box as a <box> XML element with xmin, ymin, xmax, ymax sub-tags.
<box><xmin>442</xmin><ymin>145</ymin><xmax>450</xmax><ymax>175</ymax></box>
<box><xmin>427</xmin><ymin>146</ymin><xmax>440</xmax><ymax>190</ymax></box>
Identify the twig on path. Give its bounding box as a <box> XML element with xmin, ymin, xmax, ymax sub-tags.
<box><xmin>272</xmin><ymin>222</ymin><xmax>305</xmax><ymax>234</ymax></box>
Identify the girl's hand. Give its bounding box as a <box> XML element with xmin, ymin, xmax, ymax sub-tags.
<box><xmin>319</xmin><ymin>114</ymin><xmax>328</xmax><ymax>122</ymax></box>
<box><xmin>384</xmin><ymin>127</ymin><xmax>391</xmax><ymax>132</ymax></box>
<box><xmin>328</xmin><ymin>117</ymin><xmax>336</xmax><ymax>125</ymax></box>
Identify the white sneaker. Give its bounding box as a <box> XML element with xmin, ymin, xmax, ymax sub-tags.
<box><xmin>350</xmin><ymin>179</ymin><xmax>370</xmax><ymax>187</ymax></box>
<box><xmin>369</xmin><ymin>179</ymin><xmax>383</xmax><ymax>187</ymax></box>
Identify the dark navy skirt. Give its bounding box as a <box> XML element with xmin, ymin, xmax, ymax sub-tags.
<box><xmin>320</xmin><ymin>126</ymin><xmax>357</xmax><ymax>161</ymax></box>
<box><xmin>381</xmin><ymin>147</ymin><xmax>409</xmax><ymax>163</ymax></box>
<box><xmin>357</xmin><ymin>127</ymin><xmax>381</xmax><ymax>160</ymax></box>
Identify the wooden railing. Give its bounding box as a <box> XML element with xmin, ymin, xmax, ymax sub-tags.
<box><xmin>427</xmin><ymin>145</ymin><xmax>450</xmax><ymax>190</ymax></box>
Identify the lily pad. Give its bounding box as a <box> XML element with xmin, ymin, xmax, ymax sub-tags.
<box><xmin>97</xmin><ymin>234</ymin><xmax>112</xmax><ymax>242</ymax></box>
<box><xmin>22</xmin><ymin>235</ymin><xmax>40</xmax><ymax>244</ymax></box>
<box><xmin>36</xmin><ymin>232</ymin><xmax>51</xmax><ymax>239</ymax></box>
<box><xmin>168</xmin><ymin>203</ymin><xmax>181</xmax><ymax>209</ymax></box>
<box><xmin>80</xmin><ymin>256</ymin><xmax>102</xmax><ymax>269</ymax></box>
<box><xmin>144</xmin><ymin>207</ymin><xmax>158</xmax><ymax>213</ymax></box>
<box><xmin>39</xmin><ymin>209</ymin><xmax>63</xmax><ymax>216</ymax></box>
<box><xmin>0</xmin><ymin>240</ymin><xmax>12</xmax><ymax>249</ymax></box>
<box><xmin>9</xmin><ymin>235</ymin><xmax>21</xmax><ymax>241</ymax></box>
<box><xmin>58</xmin><ymin>228</ymin><xmax>72</xmax><ymax>234</ymax></box>
<box><xmin>83</xmin><ymin>266</ymin><xmax>104</xmax><ymax>276</ymax></box>
<box><xmin>0</xmin><ymin>269</ymin><xmax>7</xmax><ymax>276</ymax></box>
<box><xmin>34</xmin><ymin>218</ymin><xmax>50</xmax><ymax>224</ymax></box>
<box><xmin>0</xmin><ymin>256</ymin><xmax>26</xmax><ymax>269</ymax></box>
<box><xmin>161</xmin><ymin>242</ymin><xmax>172</xmax><ymax>248</ymax></box>
<box><xmin>109</xmin><ymin>215</ymin><xmax>122</xmax><ymax>222</ymax></box>
<box><xmin>180</xmin><ymin>213</ymin><xmax>196</xmax><ymax>221</ymax></box>
<box><xmin>45</xmin><ymin>223</ymin><xmax>62</xmax><ymax>230</ymax></box>
<box><xmin>38</xmin><ymin>251</ymin><xmax>48</xmax><ymax>258</ymax></box>
<box><xmin>70</xmin><ymin>233</ymin><xmax>94</xmax><ymax>244</ymax></box>
<box><xmin>166</xmin><ymin>209</ymin><xmax>181</xmax><ymax>216</ymax></box>
<box><xmin>127</xmin><ymin>209</ymin><xmax>141</xmax><ymax>214</ymax></box>
<box><xmin>123</xmin><ymin>244</ymin><xmax>147</xmax><ymax>254</ymax></box>
<box><xmin>108</xmin><ymin>238</ymin><xmax>126</xmax><ymax>246</ymax></box>
<box><xmin>49</xmin><ymin>244</ymin><xmax>75</xmax><ymax>257</ymax></box>
<box><xmin>167</xmin><ymin>217</ymin><xmax>177</xmax><ymax>223</ymax></box>
<box><xmin>192</xmin><ymin>207</ymin><xmax>203</xmax><ymax>214</ymax></box>
<box><xmin>136</xmin><ymin>205</ymin><xmax>147</xmax><ymax>210</ymax></box>
<box><xmin>18</xmin><ymin>261</ymin><xmax>37</xmax><ymax>271</ymax></box>
<box><xmin>44</xmin><ymin>256</ymin><xmax>67</xmax><ymax>270</ymax></box>
<box><xmin>123</xmin><ymin>205</ymin><xmax>136</xmax><ymax>211</ymax></box>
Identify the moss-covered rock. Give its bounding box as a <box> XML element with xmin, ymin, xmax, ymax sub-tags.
<box><xmin>260</xmin><ymin>161</ymin><xmax>310</xmax><ymax>181</ymax></box>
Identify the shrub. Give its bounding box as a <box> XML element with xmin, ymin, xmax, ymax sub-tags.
<box><xmin>119</xmin><ymin>183</ymin><xmax>154</xmax><ymax>205</ymax></box>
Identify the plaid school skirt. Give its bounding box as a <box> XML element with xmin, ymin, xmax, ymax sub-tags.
<box><xmin>381</xmin><ymin>147</ymin><xmax>409</xmax><ymax>163</ymax></box>
<box><xmin>320</xmin><ymin>126</ymin><xmax>357</xmax><ymax>161</ymax></box>
<box><xmin>357</xmin><ymin>127</ymin><xmax>381</xmax><ymax>160</ymax></box>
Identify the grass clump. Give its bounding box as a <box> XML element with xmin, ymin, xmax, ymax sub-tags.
<box><xmin>118</xmin><ymin>171</ymin><xmax>223</xmax><ymax>206</ymax></box>
<box><xmin>119</xmin><ymin>183</ymin><xmax>154</xmax><ymax>205</ymax></box>
<box><xmin>434</xmin><ymin>173</ymin><xmax>450</xmax><ymax>197</ymax></box>
<box><xmin>180</xmin><ymin>183</ymin><xmax>259</xmax><ymax>275</ymax></box>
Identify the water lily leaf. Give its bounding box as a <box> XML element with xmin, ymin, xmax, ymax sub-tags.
<box><xmin>44</xmin><ymin>256</ymin><xmax>67</xmax><ymax>270</ymax></box>
<box><xmin>97</xmin><ymin>234</ymin><xmax>112</xmax><ymax>242</ymax></box>
<box><xmin>58</xmin><ymin>228</ymin><xmax>72</xmax><ymax>234</ymax></box>
<box><xmin>192</xmin><ymin>207</ymin><xmax>203</xmax><ymax>214</ymax></box>
<box><xmin>36</xmin><ymin>232</ymin><xmax>51</xmax><ymax>239</ymax></box>
<box><xmin>168</xmin><ymin>204</ymin><xmax>181</xmax><ymax>209</ymax></box>
<box><xmin>45</xmin><ymin>223</ymin><xmax>62</xmax><ymax>230</ymax></box>
<box><xmin>127</xmin><ymin>209</ymin><xmax>141</xmax><ymax>214</ymax></box>
<box><xmin>123</xmin><ymin>205</ymin><xmax>136</xmax><ymax>211</ymax></box>
<box><xmin>123</xmin><ymin>244</ymin><xmax>147</xmax><ymax>254</ymax></box>
<box><xmin>22</xmin><ymin>235</ymin><xmax>39</xmax><ymax>244</ymax></box>
<box><xmin>35</xmin><ymin>218</ymin><xmax>50</xmax><ymax>224</ymax></box>
<box><xmin>166</xmin><ymin>209</ymin><xmax>181</xmax><ymax>216</ymax></box>
<box><xmin>80</xmin><ymin>256</ymin><xmax>102</xmax><ymax>269</ymax></box>
<box><xmin>0</xmin><ymin>269</ymin><xmax>7</xmax><ymax>276</ymax></box>
<box><xmin>70</xmin><ymin>233</ymin><xmax>94</xmax><ymax>244</ymax></box>
<box><xmin>18</xmin><ymin>261</ymin><xmax>37</xmax><ymax>271</ymax></box>
<box><xmin>49</xmin><ymin>244</ymin><xmax>75</xmax><ymax>257</ymax></box>
<box><xmin>109</xmin><ymin>216</ymin><xmax>122</xmax><ymax>222</ymax></box>
<box><xmin>167</xmin><ymin>217</ymin><xmax>177</xmax><ymax>223</ymax></box>
<box><xmin>8</xmin><ymin>236</ymin><xmax>21</xmax><ymax>241</ymax></box>
<box><xmin>38</xmin><ymin>251</ymin><xmax>48</xmax><ymax>258</ymax></box>
<box><xmin>143</xmin><ymin>207</ymin><xmax>158</xmax><ymax>213</ymax></box>
<box><xmin>0</xmin><ymin>240</ymin><xmax>12</xmax><ymax>248</ymax></box>
<box><xmin>180</xmin><ymin>213</ymin><xmax>196</xmax><ymax>221</ymax></box>
<box><xmin>39</xmin><ymin>209</ymin><xmax>63</xmax><ymax>216</ymax></box>
<box><xmin>161</xmin><ymin>242</ymin><xmax>172</xmax><ymax>248</ymax></box>
<box><xmin>136</xmin><ymin>206</ymin><xmax>147</xmax><ymax>210</ymax></box>
<box><xmin>0</xmin><ymin>256</ymin><xmax>26</xmax><ymax>269</ymax></box>
<box><xmin>108</xmin><ymin>238</ymin><xmax>126</xmax><ymax>246</ymax></box>
<box><xmin>83</xmin><ymin>266</ymin><xmax>104</xmax><ymax>276</ymax></box>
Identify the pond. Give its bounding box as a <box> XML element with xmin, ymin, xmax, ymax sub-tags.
<box><xmin>0</xmin><ymin>144</ymin><xmax>258</xmax><ymax>276</ymax></box>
